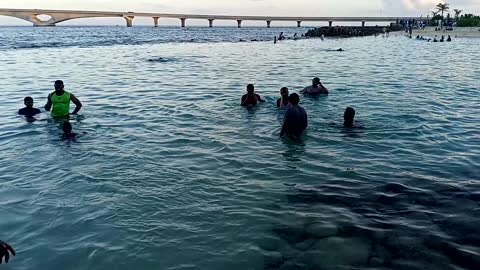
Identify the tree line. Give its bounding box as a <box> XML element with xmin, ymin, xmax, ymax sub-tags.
<box><xmin>430</xmin><ymin>2</ymin><xmax>480</xmax><ymax>27</ymax></box>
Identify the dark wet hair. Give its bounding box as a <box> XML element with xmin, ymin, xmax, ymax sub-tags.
<box><xmin>62</xmin><ymin>121</ymin><xmax>72</xmax><ymax>133</ymax></box>
<box><xmin>313</xmin><ymin>77</ymin><xmax>320</xmax><ymax>82</ymax></box>
<box><xmin>344</xmin><ymin>107</ymin><xmax>356</xmax><ymax>119</ymax></box>
<box><xmin>247</xmin><ymin>84</ymin><xmax>254</xmax><ymax>91</ymax></box>
<box><xmin>55</xmin><ymin>80</ymin><xmax>64</xmax><ymax>86</ymax></box>
<box><xmin>289</xmin><ymin>93</ymin><xmax>300</xmax><ymax>105</ymax></box>
<box><xmin>280</xmin><ymin>87</ymin><xmax>289</xmax><ymax>93</ymax></box>
<box><xmin>24</xmin><ymin>96</ymin><xmax>33</xmax><ymax>102</ymax></box>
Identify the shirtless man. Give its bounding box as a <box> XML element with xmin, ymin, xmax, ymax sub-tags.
<box><xmin>241</xmin><ymin>84</ymin><xmax>265</xmax><ymax>106</ymax></box>
<box><xmin>300</xmin><ymin>77</ymin><xmax>329</xmax><ymax>95</ymax></box>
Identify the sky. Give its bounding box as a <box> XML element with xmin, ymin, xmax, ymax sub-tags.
<box><xmin>0</xmin><ymin>0</ymin><xmax>478</xmax><ymax>25</ymax></box>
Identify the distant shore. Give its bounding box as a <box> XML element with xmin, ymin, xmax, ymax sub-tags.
<box><xmin>413</xmin><ymin>27</ymin><xmax>480</xmax><ymax>38</ymax></box>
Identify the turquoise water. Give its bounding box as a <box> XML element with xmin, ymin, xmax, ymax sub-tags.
<box><xmin>0</xmin><ymin>27</ymin><xmax>479</xmax><ymax>270</ymax></box>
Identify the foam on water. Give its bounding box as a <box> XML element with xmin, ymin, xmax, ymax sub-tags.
<box><xmin>0</xmin><ymin>27</ymin><xmax>479</xmax><ymax>270</ymax></box>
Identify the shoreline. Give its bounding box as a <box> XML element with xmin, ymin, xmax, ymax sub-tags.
<box><xmin>412</xmin><ymin>27</ymin><xmax>480</xmax><ymax>38</ymax></box>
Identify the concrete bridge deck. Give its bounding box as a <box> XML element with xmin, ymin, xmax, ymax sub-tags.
<box><xmin>0</xmin><ymin>8</ymin><xmax>423</xmax><ymax>27</ymax></box>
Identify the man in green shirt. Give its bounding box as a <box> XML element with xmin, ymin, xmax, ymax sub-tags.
<box><xmin>44</xmin><ymin>80</ymin><xmax>82</xmax><ymax>118</ymax></box>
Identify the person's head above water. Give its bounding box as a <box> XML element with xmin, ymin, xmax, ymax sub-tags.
<box><xmin>312</xmin><ymin>77</ymin><xmax>321</xmax><ymax>87</ymax></box>
<box><xmin>62</xmin><ymin>121</ymin><xmax>73</xmax><ymax>134</ymax></box>
<box><xmin>24</xmin><ymin>96</ymin><xmax>34</xmax><ymax>108</ymax></box>
<box><xmin>344</xmin><ymin>107</ymin><xmax>356</xmax><ymax>127</ymax></box>
<box><xmin>289</xmin><ymin>93</ymin><xmax>300</xmax><ymax>105</ymax></box>
<box><xmin>54</xmin><ymin>80</ymin><xmax>65</xmax><ymax>95</ymax></box>
<box><xmin>246</xmin><ymin>84</ymin><xmax>255</xmax><ymax>94</ymax></box>
<box><xmin>280</xmin><ymin>87</ymin><xmax>289</xmax><ymax>98</ymax></box>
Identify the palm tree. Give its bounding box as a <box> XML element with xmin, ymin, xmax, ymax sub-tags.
<box><xmin>436</xmin><ymin>2</ymin><xmax>450</xmax><ymax>19</ymax></box>
<box><xmin>454</xmin><ymin>9</ymin><xmax>462</xmax><ymax>20</ymax></box>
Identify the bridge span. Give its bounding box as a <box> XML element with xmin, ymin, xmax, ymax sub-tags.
<box><xmin>0</xmin><ymin>8</ymin><xmax>421</xmax><ymax>27</ymax></box>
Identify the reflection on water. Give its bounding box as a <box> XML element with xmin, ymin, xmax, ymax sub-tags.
<box><xmin>0</xmin><ymin>27</ymin><xmax>479</xmax><ymax>270</ymax></box>
<box><xmin>282</xmin><ymin>140</ymin><xmax>306</xmax><ymax>163</ymax></box>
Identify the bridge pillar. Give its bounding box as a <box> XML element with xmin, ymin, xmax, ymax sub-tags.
<box><xmin>208</xmin><ymin>19</ymin><xmax>214</xmax><ymax>27</ymax></box>
<box><xmin>124</xmin><ymin>16</ymin><xmax>134</xmax><ymax>27</ymax></box>
<box><xmin>180</xmin><ymin>18</ymin><xmax>186</xmax><ymax>27</ymax></box>
<box><xmin>362</xmin><ymin>20</ymin><xmax>365</xmax><ymax>27</ymax></box>
<box><xmin>329</xmin><ymin>20</ymin><xmax>333</xmax><ymax>27</ymax></box>
<box><xmin>153</xmin><ymin>17</ymin><xmax>159</xmax><ymax>27</ymax></box>
<box><xmin>297</xmin><ymin>21</ymin><xmax>302</xmax><ymax>27</ymax></box>
<box><xmin>237</xmin><ymin>20</ymin><xmax>242</xmax><ymax>28</ymax></box>
<box><xmin>266</xmin><ymin>21</ymin><xmax>271</xmax><ymax>28</ymax></box>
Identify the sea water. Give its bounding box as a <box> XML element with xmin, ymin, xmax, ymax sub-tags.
<box><xmin>0</xmin><ymin>26</ymin><xmax>479</xmax><ymax>270</ymax></box>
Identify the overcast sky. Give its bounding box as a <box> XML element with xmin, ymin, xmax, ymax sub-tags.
<box><xmin>0</xmin><ymin>0</ymin><xmax>478</xmax><ymax>25</ymax></box>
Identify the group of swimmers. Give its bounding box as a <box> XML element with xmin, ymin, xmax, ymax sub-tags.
<box><xmin>17</xmin><ymin>80</ymin><xmax>82</xmax><ymax>139</ymax></box>
<box><xmin>241</xmin><ymin>77</ymin><xmax>360</xmax><ymax>139</ymax></box>
<box><xmin>415</xmin><ymin>35</ymin><xmax>452</xmax><ymax>42</ymax></box>
<box><xmin>18</xmin><ymin>77</ymin><xmax>360</xmax><ymax>141</ymax></box>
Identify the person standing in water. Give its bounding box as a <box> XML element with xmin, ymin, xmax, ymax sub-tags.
<box><xmin>277</xmin><ymin>87</ymin><xmax>290</xmax><ymax>109</ymax></box>
<box><xmin>241</xmin><ymin>84</ymin><xmax>265</xmax><ymax>106</ymax></box>
<box><xmin>280</xmin><ymin>93</ymin><xmax>308</xmax><ymax>139</ymax></box>
<box><xmin>300</xmin><ymin>77</ymin><xmax>329</xmax><ymax>95</ymax></box>
<box><xmin>61</xmin><ymin>122</ymin><xmax>77</xmax><ymax>139</ymax></box>
<box><xmin>343</xmin><ymin>107</ymin><xmax>363</xmax><ymax>128</ymax></box>
<box><xmin>18</xmin><ymin>96</ymin><xmax>41</xmax><ymax>118</ymax></box>
<box><xmin>44</xmin><ymin>80</ymin><xmax>82</xmax><ymax>118</ymax></box>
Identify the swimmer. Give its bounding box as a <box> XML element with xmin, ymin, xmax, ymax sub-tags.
<box><xmin>44</xmin><ymin>80</ymin><xmax>82</xmax><ymax>118</ymax></box>
<box><xmin>280</xmin><ymin>93</ymin><xmax>308</xmax><ymax>139</ymax></box>
<box><xmin>277</xmin><ymin>87</ymin><xmax>290</xmax><ymax>109</ymax></box>
<box><xmin>300</xmin><ymin>77</ymin><xmax>329</xmax><ymax>95</ymax></box>
<box><xmin>344</xmin><ymin>107</ymin><xmax>363</xmax><ymax>128</ymax></box>
<box><xmin>337</xmin><ymin>48</ymin><xmax>344</xmax><ymax>51</ymax></box>
<box><xmin>241</xmin><ymin>84</ymin><xmax>265</xmax><ymax>106</ymax></box>
<box><xmin>0</xmin><ymin>240</ymin><xmax>15</xmax><ymax>264</ymax></box>
<box><xmin>440</xmin><ymin>36</ymin><xmax>445</xmax><ymax>42</ymax></box>
<box><xmin>447</xmin><ymin>35</ymin><xmax>452</xmax><ymax>42</ymax></box>
<box><xmin>18</xmin><ymin>96</ymin><xmax>41</xmax><ymax>118</ymax></box>
<box><xmin>62</xmin><ymin>121</ymin><xmax>77</xmax><ymax>139</ymax></box>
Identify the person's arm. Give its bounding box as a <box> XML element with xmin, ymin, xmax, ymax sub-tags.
<box><xmin>256</xmin><ymin>94</ymin><xmax>265</xmax><ymax>103</ymax></box>
<box><xmin>304</xmin><ymin>111</ymin><xmax>308</xmax><ymax>129</ymax></box>
<box><xmin>241</xmin><ymin>95</ymin><xmax>248</xmax><ymax>106</ymax></box>
<box><xmin>70</xmin><ymin>94</ymin><xmax>82</xmax><ymax>115</ymax></box>
<box><xmin>276</xmin><ymin>98</ymin><xmax>281</xmax><ymax>108</ymax></box>
<box><xmin>44</xmin><ymin>93</ymin><xmax>52</xmax><ymax>111</ymax></box>
<box><xmin>299</xmin><ymin>87</ymin><xmax>307</xmax><ymax>94</ymax></box>
<box><xmin>280</xmin><ymin>110</ymin><xmax>290</xmax><ymax>137</ymax></box>
<box><xmin>0</xmin><ymin>240</ymin><xmax>15</xmax><ymax>264</ymax></box>
<box><xmin>280</xmin><ymin>122</ymin><xmax>287</xmax><ymax>137</ymax></box>
<box><xmin>320</xmin><ymin>83</ymin><xmax>329</xmax><ymax>94</ymax></box>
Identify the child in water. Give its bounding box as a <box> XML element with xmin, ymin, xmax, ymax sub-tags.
<box><xmin>18</xmin><ymin>96</ymin><xmax>41</xmax><ymax>118</ymax></box>
<box><xmin>62</xmin><ymin>122</ymin><xmax>77</xmax><ymax>139</ymax></box>
<box><xmin>343</xmin><ymin>107</ymin><xmax>363</xmax><ymax>128</ymax></box>
<box><xmin>330</xmin><ymin>107</ymin><xmax>363</xmax><ymax>129</ymax></box>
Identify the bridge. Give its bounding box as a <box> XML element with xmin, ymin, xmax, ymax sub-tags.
<box><xmin>0</xmin><ymin>8</ymin><xmax>422</xmax><ymax>28</ymax></box>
